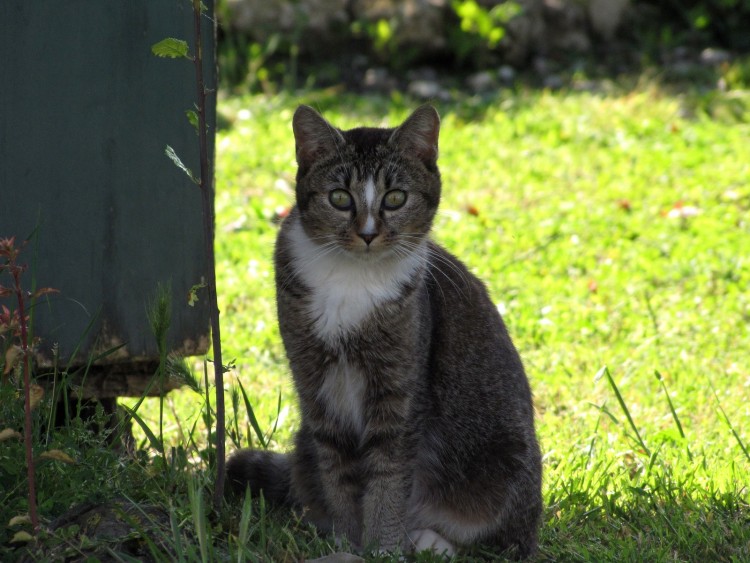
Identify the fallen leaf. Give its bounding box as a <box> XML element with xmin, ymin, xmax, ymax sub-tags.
<box><xmin>10</xmin><ymin>531</ymin><xmax>33</xmax><ymax>543</ymax></box>
<box><xmin>31</xmin><ymin>287</ymin><xmax>59</xmax><ymax>300</ymax></box>
<box><xmin>9</xmin><ymin>514</ymin><xmax>31</xmax><ymax>527</ymax></box>
<box><xmin>0</xmin><ymin>428</ymin><xmax>22</xmax><ymax>442</ymax></box>
<box><xmin>3</xmin><ymin>345</ymin><xmax>23</xmax><ymax>375</ymax></box>
<box><xmin>29</xmin><ymin>384</ymin><xmax>44</xmax><ymax>410</ymax></box>
<box><xmin>39</xmin><ymin>449</ymin><xmax>76</xmax><ymax>464</ymax></box>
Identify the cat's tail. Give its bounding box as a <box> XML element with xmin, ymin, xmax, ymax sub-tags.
<box><xmin>226</xmin><ymin>449</ymin><xmax>292</xmax><ymax>505</ymax></box>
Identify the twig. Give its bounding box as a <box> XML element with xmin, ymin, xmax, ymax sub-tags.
<box><xmin>16</xmin><ymin>281</ymin><xmax>38</xmax><ymax>531</ymax></box>
<box><xmin>190</xmin><ymin>0</ymin><xmax>226</xmax><ymax>507</ymax></box>
<box><xmin>2</xmin><ymin>243</ymin><xmax>41</xmax><ymax>532</ymax></box>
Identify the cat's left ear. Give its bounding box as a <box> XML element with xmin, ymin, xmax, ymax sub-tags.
<box><xmin>389</xmin><ymin>105</ymin><xmax>440</xmax><ymax>165</ymax></box>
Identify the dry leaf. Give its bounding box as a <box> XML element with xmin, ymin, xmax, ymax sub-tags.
<box><xmin>0</xmin><ymin>428</ymin><xmax>22</xmax><ymax>442</ymax></box>
<box><xmin>10</xmin><ymin>531</ymin><xmax>34</xmax><ymax>543</ymax></box>
<box><xmin>39</xmin><ymin>449</ymin><xmax>76</xmax><ymax>464</ymax></box>
<box><xmin>31</xmin><ymin>287</ymin><xmax>59</xmax><ymax>299</ymax></box>
<box><xmin>9</xmin><ymin>514</ymin><xmax>32</xmax><ymax>527</ymax></box>
<box><xmin>3</xmin><ymin>345</ymin><xmax>22</xmax><ymax>375</ymax></box>
<box><xmin>29</xmin><ymin>384</ymin><xmax>44</xmax><ymax>409</ymax></box>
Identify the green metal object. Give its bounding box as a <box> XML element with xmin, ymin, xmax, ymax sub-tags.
<box><xmin>0</xmin><ymin>2</ymin><xmax>216</xmax><ymax>395</ymax></box>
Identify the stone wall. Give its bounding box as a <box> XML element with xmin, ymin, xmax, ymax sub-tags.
<box><xmin>222</xmin><ymin>0</ymin><xmax>632</xmax><ymax>67</ymax></box>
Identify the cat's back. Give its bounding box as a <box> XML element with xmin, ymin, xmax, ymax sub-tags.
<box><xmin>422</xmin><ymin>240</ymin><xmax>533</xmax><ymax>419</ymax></box>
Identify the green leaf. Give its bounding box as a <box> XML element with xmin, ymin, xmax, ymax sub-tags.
<box><xmin>121</xmin><ymin>404</ymin><xmax>163</xmax><ymax>454</ymax></box>
<box><xmin>598</xmin><ymin>366</ymin><xmax>651</xmax><ymax>457</ymax></box>
<box><xmin>164</xmin><ymin>145</ymin><xmax>198</xmax><ymax>184</ymax></box>
<box><xmin>151</xmin><ymin>38</ymin><xmax>191</xmax><ymax>59</ymax></box>
<box><xmin>186</xmin><ymin>109</ymin><xmax>200</xmax><ymax>134</ymax></box>
<box><xmin>237</xmin><ymin>379</ymin><xmax>267</xmax><ymax>449</ymax></box>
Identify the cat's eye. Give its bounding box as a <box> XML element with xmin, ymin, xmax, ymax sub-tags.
<box><xmin>329</xmin><ymin>189</ymin><xmax>353</xmax><ymax>211</ymax></box>
<box><xmin>383</xmin><ymin>190</ymin><xmax>407</xmax><ymax>210</ymax></box>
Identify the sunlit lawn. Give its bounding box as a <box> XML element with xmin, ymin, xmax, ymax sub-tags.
<box><xmin>129</xmin><ymin>83</ymin><xmax>750</xmax><ymax>560</ymax></box>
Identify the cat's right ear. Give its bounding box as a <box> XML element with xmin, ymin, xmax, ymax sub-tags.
<box><xmin>292</xmin><ymin>105</ymin><xmax>344</xmax><ymax>172</ymax></box>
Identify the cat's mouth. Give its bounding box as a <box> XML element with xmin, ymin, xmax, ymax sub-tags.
<box><xmin>349</xmin><ymin>241</ymin><xmax>384</xmax><ymax>257</ymax></box>
<box><xmin>345</xmin><ymin>234</ymin><xmax>393</xmax><ymax>260</ymax></box>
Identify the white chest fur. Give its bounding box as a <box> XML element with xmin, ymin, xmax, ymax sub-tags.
<box><xmin>287</xmin><ymin>217</ymin><xmax>425</xmax><ymax>344</ymax></box>
<box><xmin>317</xmin><ymin>360</ymin><xmax>366</xmax><ymax>436</ymax></box>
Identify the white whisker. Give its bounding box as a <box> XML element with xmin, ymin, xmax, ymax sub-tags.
<box><xmin>396</xmin><ymin>238</ymin><xmax>470</xmax><ymax>299</ymax></box>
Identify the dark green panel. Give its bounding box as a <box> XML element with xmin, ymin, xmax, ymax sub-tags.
<box><xmin>0</xmin><ymin>2</ymin><xmax>215</xmax><ymax>371</ymax></box>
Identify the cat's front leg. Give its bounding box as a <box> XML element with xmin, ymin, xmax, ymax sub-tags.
<box><xmin>314</xmin><ymin>437</ymin><xmax>364</xmax><ymax>546</ymax></box>
<box><xmin>361</xmin><ymin>467</ymin><xmax>408</xmax><ymax>552</ymax></box>
<box><xmin>359</xmin><ymin>405</ymin><xmax>412</xmax><ymax>552</ymax></box>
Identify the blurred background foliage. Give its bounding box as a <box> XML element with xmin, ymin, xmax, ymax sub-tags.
<box><xmin>215</xmin><ymin>0</ymin><xmax>750</xmax><ymax>94</ymax></box>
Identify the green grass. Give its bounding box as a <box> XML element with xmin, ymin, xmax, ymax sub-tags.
<box><xmin>4</xmin><ymin>80</ymin><xmax>749</xmax><ymax>561</ymax></box>
<box><xmin>208</xmin><ymin>86</ymin><xmax>750</xmax><ymax>559</ymax></box>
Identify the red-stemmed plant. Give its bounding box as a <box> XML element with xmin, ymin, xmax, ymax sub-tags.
<box><xmin>0</xmin><ymin>237</ymin><xmax>59</xmax><ymax>533</ymax></box>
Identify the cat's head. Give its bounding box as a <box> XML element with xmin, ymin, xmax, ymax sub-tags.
<box><xmin>291</xmin><ymin>105</ymin><xmax>441</xmax><ymax>260</ymax></box>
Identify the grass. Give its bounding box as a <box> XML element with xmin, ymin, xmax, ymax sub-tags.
<box><xmin>3</xmin><ymin>77</ymin><xmax>749</xmax><ymax>561</ymax></box>
<box><xmin>209</xmin><ymin>86</ymin><xmax>750</xmax><ymax>560</ymax></box>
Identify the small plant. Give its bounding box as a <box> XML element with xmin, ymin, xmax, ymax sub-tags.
<box><xmin>152</xmin><ymin>0</ymin><xmax>228</xmax><ymax>505</ymax></box>
<box><xmin>0</xmin><ymin>236</ymin><xmax>58</xmax><ymax>534</ymax></box>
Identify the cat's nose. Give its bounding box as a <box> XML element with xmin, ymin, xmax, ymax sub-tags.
<box><xmin>358</xmin><ymin>232</ymin><xmax>377</xmax><ymax>245</ymax></box>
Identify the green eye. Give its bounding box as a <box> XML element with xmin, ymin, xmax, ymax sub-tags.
<box><xmin>329</xmin><ymin>189</ymin><xmax>353</xmax><ymax>210</ymax></box>
<box><xmin>383</xmin><ymin>190</ymin><xmax>407</xmax><ymax>210</ymax></box>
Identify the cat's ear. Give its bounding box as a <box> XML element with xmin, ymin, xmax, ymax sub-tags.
<box><xmin>389</xmin><ymin>105</ymin><xmax>440</xmax><ymax>165</ymax></box>
<box><xmin>292</xmin><ymin>105</ymin><xmax>345</xmax><ymax>171</ymax></box>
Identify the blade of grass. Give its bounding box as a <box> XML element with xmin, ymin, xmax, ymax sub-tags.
<box><xmin>188</xmin><ymin>475</ymin><xmax>211</xmax><ymax>563</ymax></box>
<box><xmin>186</xmin><ymin>415</ymin><xmax>203</xmax><ymax>455</ymax></box>
<box><xmin>202</xmin><ymin>359</ymin><xmax>214</xmax><ymax>466</ymax></box>
<box><xmin>169</xmin><ymin>500</ymin><xmax>187</xmax><ymax>563</ymax></box>
<box><xmin>590</xmin><ymin>401</ymin><xmax>619</xmax><ymax>426</ymax></box>
<box><xmin>236</xmin><ymin>379</ymin><xmax>267</xmax><ymax>449</ymax></box>
<box><xmin>586</xmin><ymin>408</ymin><xmax>603</xmax><ymax>467</ymax></box>
<box><xmin>596</xmin><ymin>366</ymin><xmax>651</xmax><ymax>457</ymax></box>
<box><xmin>69</xmin><ymin>342</ymin><xmax>127</xmax><ymax>420</ymax></box>
<box><xmin>111</xmin><ymin>365</ymin><xmax>161</xmax><ymax>446</ymax></box>
<box><xmin>711</xmin><ymin>384</ymin><xmax>750</xmax><ymax>464</ymax></box>
<box><xmin>120</xmin><ymin>404</ymin><xmax>164</xmax><ymax>454</ymax></box>
<box><xmin>237</xmin><ymin>488</ymin><xmax>254</xmax><ymax>563</ymax></box>
<box><xmin>117</xmin><ymin>505</ymin><xmax>168</xmax><ymax>562</ymax></box>
<box><xmin>265</xmin><ymin>388</ymin><xmax>283</xmax><ymax>446</ymax></box>
<box><xmin>655</xmin><ymin>370</ymin><xmax>692</xmax><ymax>461</ymax></box>
<box><xmin>230</xmin><ymin>385</ymin><xmax>241</xmax><ymax>450</ymax></box>
<box><xmin>147</xmin><ymin>283</ymin><xmax>172</xmax><ymax>469</ymax></box>
<box><xmin>62</xmin><ymin>306</ymin><xmax>103</xmax><ymax>372</ymax></box>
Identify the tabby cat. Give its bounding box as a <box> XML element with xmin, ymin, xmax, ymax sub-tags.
<box><xmin>227</xmin><ymin>105</ymin><xmax>542</xmax><ymax>558</ymax></box>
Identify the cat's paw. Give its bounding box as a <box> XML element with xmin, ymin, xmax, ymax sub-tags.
<box><xmin>407</xmin><ymin>529</ymin><xmax>455</xmax><ymax>557</ymax></box>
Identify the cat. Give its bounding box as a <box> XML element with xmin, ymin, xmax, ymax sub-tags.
<box><xmin>227</xmin><ymin>105</ymin><xmax>543</xmax><ymax>559</ymax></box>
